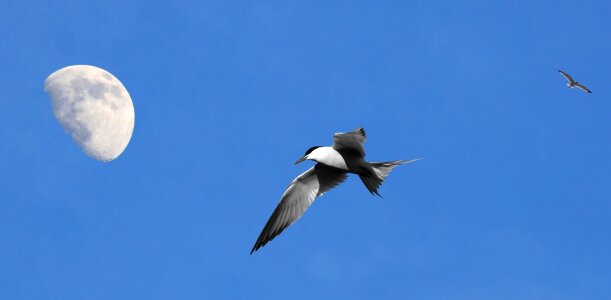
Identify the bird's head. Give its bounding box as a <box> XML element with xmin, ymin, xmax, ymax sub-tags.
<box><xmin>295</xmin><ymin>146</ymin><xmax>322</xmax><ymax>164</ymax></box>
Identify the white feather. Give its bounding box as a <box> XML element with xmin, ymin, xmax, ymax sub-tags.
<box><xmin>307</xmin><ymin>146</ymin><xmax>349</xmax><ymax>170</ymax></box>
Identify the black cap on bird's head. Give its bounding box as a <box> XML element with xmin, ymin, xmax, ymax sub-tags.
<box><xmin>294</xmin><ymin>146</ymin><xmax>322</xmax><ymax>164</ymax></box>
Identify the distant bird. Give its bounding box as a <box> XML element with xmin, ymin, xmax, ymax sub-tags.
<box><xmin>558</xmin><ymin>70</ymin><xmax>591</xmax><ymax>93</ymax></box>
<box><xmin>250</xmin><ymin>128</ymin><xmax>419</xmax><ymax>254</ymax></box>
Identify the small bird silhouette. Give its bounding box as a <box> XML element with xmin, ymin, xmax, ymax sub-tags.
<box><xmin>558</xmin><ymin>70</ymin><xmax>591</xmax><ymax>93</ymax></box>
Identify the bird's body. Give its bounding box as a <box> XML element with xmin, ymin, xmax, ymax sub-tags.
<box><xmin>250</xmin><ymin>128</ymin><xmax>419</xmax><ymax>254</ymax></box>
<box><xmin>558</xmin><ymin>70</ymin><xmax>591</xmax><ymax>93</ymax></box>
<box><xmin>304</xmin><ymin>146</ymin><xmax>349</xmax><ymax>170</ymax></box>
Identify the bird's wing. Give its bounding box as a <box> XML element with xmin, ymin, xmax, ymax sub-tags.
<box><xmin>558</xmin><ymin>70</ymin><xmax>575</xmax><ymax>84</ymax></box>
<box><xmin>332</xmin><ymin>127</ymin><xmax>367</xmax><ymax>156</ymax></box>
<box><xmin>575</xmin><ymin>83</ymin><xmax>592</xmax><ymax>93</ymax></box>
<box><xmin>250</xmin><ymin>164</ymin><xmax>348</xmax><ymax>254</ymax></box>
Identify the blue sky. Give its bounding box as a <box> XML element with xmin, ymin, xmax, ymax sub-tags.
<box><xmin>2</xmin><ymin>0</ymin><xmax>611</xmax><ymax>299</ymax></box>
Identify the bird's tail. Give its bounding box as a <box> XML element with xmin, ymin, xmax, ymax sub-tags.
<box><xmin>359</xmin><ymin>158</ymin><xmax>421</xmax><ymax>197</ymax></box>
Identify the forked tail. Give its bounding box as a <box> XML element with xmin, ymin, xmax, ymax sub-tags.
<box><xmin>359</xmin><ymin>158</ymin><xmax>421</xmax><ymax>197</ymax></box>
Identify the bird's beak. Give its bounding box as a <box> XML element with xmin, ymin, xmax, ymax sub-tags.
<box><xmin>294</xmin><ymin>156</ymin><xmax>307</xmax><ymax>165</ymax></box>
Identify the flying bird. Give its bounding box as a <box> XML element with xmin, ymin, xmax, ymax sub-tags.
<box><xmin>250</xmin><ymin>128</ymin><xmax>419</xmax><ymax>254</ymax></box>
<box><xmin>558</xmin><ymin>70</ymin><xmax>591</xmax><ymax>93</ymax></box>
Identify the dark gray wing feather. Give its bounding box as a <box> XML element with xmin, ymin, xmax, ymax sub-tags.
<box><xmin>575</xmin><ymin>83</ymin><xmax>592</xmax><ymax>93</ymax></box>
<box><xmin>558</xmin><ymin>70</ymin><xmax>575</xmax><ymax>84</ymax></box>
<box><xmin>332</xmin><ymin>127</ymin><xmax>367</xmax><ymax>157</ymax></box>
<box><xmin>250</xmin><ymin>164</ymin><xmax>348</xmax><ymax>254</ymax></box>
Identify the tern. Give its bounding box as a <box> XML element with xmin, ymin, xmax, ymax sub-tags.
<box><xmin>250</xmin><ymin>128</ymin><xmax>419</xmax><ymax>254</ymax></box>
<box><xmin>558</xmin><ymin>70</ymin><xmax>591</xmax><ymax>93</ymax></box>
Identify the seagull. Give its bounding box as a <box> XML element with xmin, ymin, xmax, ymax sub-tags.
<box><xmin>250</xmin><ymin>128</ymin><xmax>419</xmax><ymax>254</ymax></box>
<box><xmin>558</xmin><ymin>70</ymin><xmax>591</xmax><ymax>93</ymax></box>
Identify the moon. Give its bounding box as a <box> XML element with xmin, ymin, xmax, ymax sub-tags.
<box><xmin>44</xmin><ymin>65</ymin><xmax>135</xmax><ymax>162</ymax></box>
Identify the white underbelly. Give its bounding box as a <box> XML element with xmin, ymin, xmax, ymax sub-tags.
<box><xmin>317</xmin><ymin>148</ymin><xmax>348</xmax><ymax>170</ymax></box>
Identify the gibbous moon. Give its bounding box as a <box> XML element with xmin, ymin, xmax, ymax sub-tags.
<box><xmin>44</xmin><ymin>65</ymin><xmax>135</xmax><ymax>162</ymax></box>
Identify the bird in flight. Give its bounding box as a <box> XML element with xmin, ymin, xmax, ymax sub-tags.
<box><xmin>558</xmin><ymin>70</ymin><xmax>591</xmax><ymax>93</ymax></box>
<box><xmin>250</xmin><ymin>128</ymin><xmax>419</xmax><ymax>254</ymax></box>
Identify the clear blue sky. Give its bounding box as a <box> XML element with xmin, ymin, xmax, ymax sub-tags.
<box><xmin>1</xmin><ymin>1</ymin><xmax>611</xmax><ymax>299</ymax></box>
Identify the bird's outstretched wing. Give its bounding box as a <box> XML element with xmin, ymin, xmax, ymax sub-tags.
<box><xmin>575</xmin><ymin>83</ymin><xmax>592</xmax><ymax>93</ymax></box>
<box><xmin>558</xmin><ymin>70</ymin><xmax>575</xmax><ymax>84</ymax></box>
<box><xmin>332</xmin><ymin>127</ymin><xmax>367</xmax><ymax>157</ymax></box>
<box><xmin>251</xmin><ymin>164</ymin><xmax>348</xmax><ymax>254</ymax></box>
